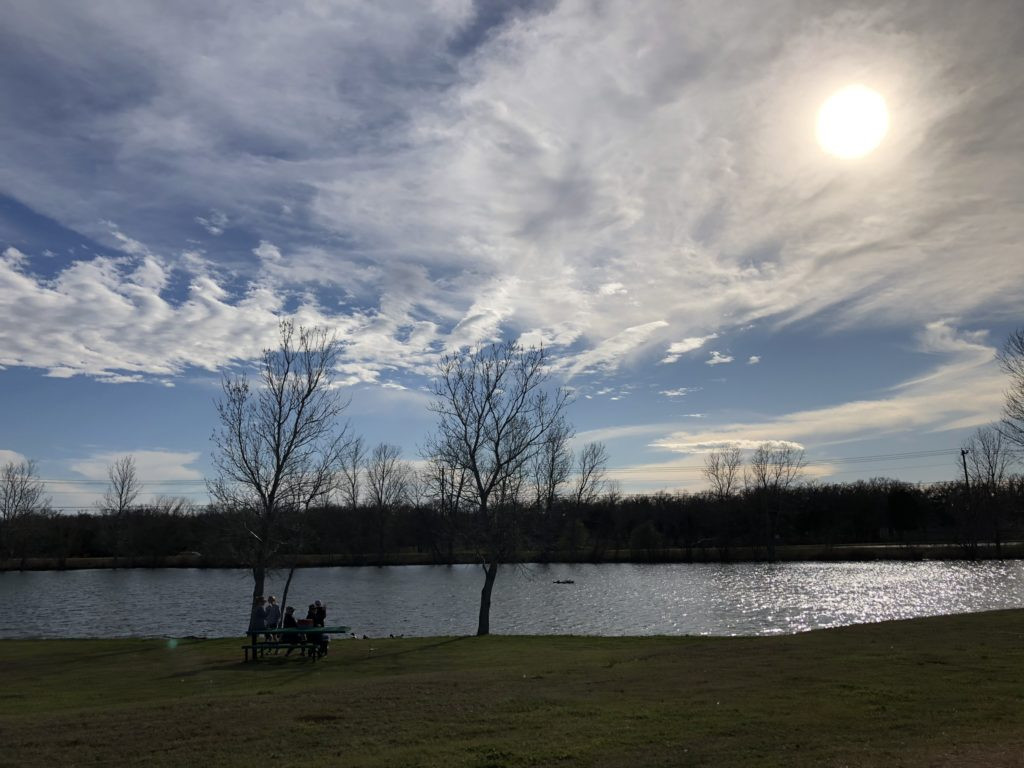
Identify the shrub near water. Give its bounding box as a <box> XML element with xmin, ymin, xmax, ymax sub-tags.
<box><xmin>1</xmin><ymin>611</ymin><xmax>1023</xmax><ymax>766</ymax></box>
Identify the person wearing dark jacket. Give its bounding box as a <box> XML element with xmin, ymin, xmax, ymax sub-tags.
<box><xmin>312</xmin><ymin>600</ymin><xmax>328</xmax><ymax>657</ymax></box>
<box><xmin>248</xmin><ymin>596</ymin><xmax>266</xmax><ymax>633</ymax></box>
<box><xmin>282</xmin><ymin>606</ymin><xmax>300</xmax><ymax>656</ymax></box>
<box><xmin>282</xmin><ymin>606</ymin><xmax>298</xmax><ymax>629</ymax></box>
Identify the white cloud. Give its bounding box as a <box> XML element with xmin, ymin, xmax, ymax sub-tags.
<box><xmin>661</xmin><ymin>335</ymin><xmax>718</xmax><ymax>364</ymax></box>
<box><xmin>253</xmin><ymin>240</ymin><xmax>282</xmax><ymax>264</ymax></box>
<box><xmin>747</xmin><ymin>355</ymin><xmax>761</xmax><ymax>365</ymax></box>
<box><xmin>70</xmin><ymin>450</ymin><xmax>203</xmax><ymax>484</ymax></box>
<box><xmin>95</xmin><ymin>374</ymin><xmax>146</xmax><ymax>384</ymax></box>
<box><xmin>598</xmin><ymin>282</ymin><xmax>627</xmax><ymax>296</ymax></box>
<box><xmin>660</xmin><ymin>388</ymin><xmax>692</xmax><ymax>398</ymax></box>
<box><xmin>0</xmin><ymin>449</ymin><xmax>28</xmax><ymax>466</ymax></box>
<box><xmin>561</xmin><ymin>320</ymin><xmax>669</xmax><ymax>378</ymax></box>
<box><xmin>0</xmin><ymin>250</ymin><xmax>297</xmax><ymax>378</ymax></box>
<box><xmin>104</xmin><ymin>222</ymin><xmax>152</xmax><ymax>257</ymax></box>
<box><xmin>195</xmin><ymin>210</ymin><xmax>229</xmax><ymax>236</ymax></box>
<box><xmin>2</xmin><ymin>247</ymin><xmax>28</xmax><ymax>269</ymax></box>
<box><xmin>705</xmin><ymin>351</ymin><xmax>734</xmax><ymax>366</ymax></box>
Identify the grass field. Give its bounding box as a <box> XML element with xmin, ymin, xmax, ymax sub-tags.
<box><xmin>2</xmin><ymin>611</ymin><xmax>1023</xmax><ymax>767</ymax></box>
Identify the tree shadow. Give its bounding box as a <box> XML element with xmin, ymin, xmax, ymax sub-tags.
<box><xmin>343</xmin><ymin>635</ymin><xmax>469</xmax><ymax>664</ymax></box>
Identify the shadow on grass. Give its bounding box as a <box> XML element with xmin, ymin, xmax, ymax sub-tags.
<box><xmin>343</xmin><ymin>635</ymin><xmax>469</xmax><ymax>664</ymax></box>
<box><xmin>176</xmin><ymin>637</ymin><xmax>469</xmax><ymax>679</ymax></box>
<box><xmin>5</xmin><ymin>638</ymin><xmax>203</xmax><ymax>671</ymax></box>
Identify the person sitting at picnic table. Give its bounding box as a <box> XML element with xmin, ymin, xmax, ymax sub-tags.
<box><xmin>312</xmin><ymin>600</ymin><xmax>329</xmax><ymax>656</ymax></box>
<box><xmin>282</xmin><ymin>606</ymin><xmax>300</xmax><ymax>656</ymax></box>
<box><xmin>282</xmin><ymin>605</ymin><xmax>297</xmax><ymax>630</ymax></box>
<box><xmin>305</xmin><ymin>603</ymin><xmax>316</xmax><ymax>623</ymax></box>
<box><xmin>248</xmin><ymin>596</ymin><xmax>266</xmax><ymax>633</ymax></box>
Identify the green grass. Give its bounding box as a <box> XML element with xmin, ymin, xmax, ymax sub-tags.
<box><xmin>2</xmin><ymin>611</ymin><xmax>1024</xmax><ymax>767</ymax></box>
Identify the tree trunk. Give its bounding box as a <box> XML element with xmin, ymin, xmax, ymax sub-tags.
<box><xmin>476</xmin><ymin>561</ymin><xmax>499</xmax><ymax>636</ymax></box>
<box><xmin>248</xmin><ymin>565</ymin><xmax>266</xmax><ymax>632</ymax></box>
<box><xmin>280</xmin><ymin>566</ymin><xmax>297</xmax><ymax>622</ymax></box>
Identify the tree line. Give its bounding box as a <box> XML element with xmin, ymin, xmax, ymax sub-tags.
<box><xmin>5</xmin><ymin>461</ymin><xmax>1024</xmax><ymax>564</ymax></box>
<box><xmin>2</xmin><ymin>325</ymin><xmax>1024</xmax><ymax>636</ymax></box>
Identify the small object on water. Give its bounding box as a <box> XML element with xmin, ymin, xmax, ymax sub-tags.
<box><xmin>553</xmin><ymin>579</ymin><xmax>575</xmax><ymax>584</ymax></box>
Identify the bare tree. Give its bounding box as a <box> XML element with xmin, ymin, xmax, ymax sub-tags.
<box><xmin>149</xmin><ymin>495</ymin><xmax>197</xmax><ymax>516</ymax></box>
<box><xmin>747</xmin><ymin>443</ymin><xmax>806</xmax><ymax>561</ymax></box>
<box><xmin>961</xmin><ymin>425</ymin><xmax>1014</xmax><ymax>556</ymax></box>
<box><xmin>703</xmin><ymin>447</ymin><xmax>742</xmax><ymax>501</ymax></box>
<box><xmin>530</xmin><ymin>417</ymin><xmax>573</xmax><ymax>513</ymax></box>
<box><xmin>557</xmin><ymin>441</ymin><xmax>608</xmax><ymax>557</ymax></box>
<box><xmin>0</xmin><ymin>460</ymin><xmax>50</xmax><ymax>559</ymax></box>
<box><xmin>102</xmin><ymin>455</ymin><xmax>141</xmax><ymax>565</ymax></box>
<box><xmin>365</xmin><ymin>442</ymin><xmax>412</xmax><ymax>560</ymax></box>
<box><xmin>571</xmin><ymin>441</ymin><xmax>609</xmax><ymax>506</ymax></box>
<box><xmin>209</xmin><ymin>321</ymin><xmax>352</xmax><ymax>631</ymax></box>
<box><xmin>425</xmin><ymin>342</ymin><xmax>570</xmax><ymax>635</ymax></box>
<box><xmin>703</xmin><ymin>447</ymin><xmax>743</xmax><ymax>556</ymax></box>
<box><xmin>338</xmin><ymin>435</ymin><xmax>366</xmax><ymax>513</ymax></box>
<box><xmin>103</xmin><ymin>455</ymin><xmax>141</xmax><ymax>515</ymax></box>
<box><xmin>964</xmin><ymin>426</ymin><xmax>1013</xmax><ymax>489</ymax></box>
<box><xmin>998</xmin><ymin>328</ymin><xmax>1024</xmax><ymax>452</ymax></box>
<box><xmin>422</xmin><ymin>454</ymin><xmax>470</xmax><ymax>563</ymax></box>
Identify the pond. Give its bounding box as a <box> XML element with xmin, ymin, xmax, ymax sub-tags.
<box><xmin>2</xmin><ymin>560</ymin><xmax>1023</xmax><ymax>639</ymax></box>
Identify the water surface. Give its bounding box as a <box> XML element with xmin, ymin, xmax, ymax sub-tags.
<box><xmin>1</xmin><ymin>561</ymin><xmax>1022</xmax><ymax>639</ymax></box>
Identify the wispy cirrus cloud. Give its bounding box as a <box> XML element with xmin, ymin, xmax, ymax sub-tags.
<box><xmin>661</xmin><ymin>335</ymin><xmax>718</xmax><ymax>364</ymax></box>
<box><xmin>0</xmin><ymin>0</ymin><xmax>1021</xmax><ymax>394</ymax></box>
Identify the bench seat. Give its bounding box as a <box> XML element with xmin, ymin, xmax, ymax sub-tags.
<box><xmin>242</xmin><ymin>640</ymin><xmax>321</xmax><ymax>662</ymax></box>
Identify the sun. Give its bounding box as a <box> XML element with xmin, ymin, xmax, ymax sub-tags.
<box><xmin>816</xmin><ymin>85</ymin><xmax>889</xmax><ymax>159</ymax></box>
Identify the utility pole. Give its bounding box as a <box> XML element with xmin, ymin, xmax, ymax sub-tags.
<box><xmin>960</xmin><ymin>448</ymin><xmax>971</xmax><ymax>492</ymax></box>
<box><xmin>960</xmin><ymin>446</ymin><xmax>977</xmax><ymax>559</ymax></box>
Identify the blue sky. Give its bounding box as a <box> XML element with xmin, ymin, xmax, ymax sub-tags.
<box><xmin>1</xmin><ymin>0</ymin><xmax>1022</xmax><ymax>509</ymax></box>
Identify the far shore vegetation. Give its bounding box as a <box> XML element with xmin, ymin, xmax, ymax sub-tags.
<box><xmin>2</xmin><ymin>474</ymin><xmax>1024</xmax><ymax>573</ymax></box>
<box><xmin>5</xmin><ymin>539</ymin><xmax>1024</xmax><ymax>573</ymax></box>
<box><xmin>2</xmin><ymin>610</ymin><xmax>1022</xmax><ymax>767</ymax></box>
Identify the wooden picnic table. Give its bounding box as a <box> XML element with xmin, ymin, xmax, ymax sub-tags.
<box><xmin>244</xmin><ymin>625</ymin><xmax>352</xmax><ymax>662</ymax></box>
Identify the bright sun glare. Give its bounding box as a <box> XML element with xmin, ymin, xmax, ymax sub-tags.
<box><xmin>816</xmin><ymin>85</ymin><xmax>889</xmax><ymax>159</ymax></box>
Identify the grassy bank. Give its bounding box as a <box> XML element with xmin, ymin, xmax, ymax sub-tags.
<box><xmin>4</xmin><ymin>540</ymin><xmax>1023</xmax><ymax>571</ymax></box>
<box><xmin>2</xmin><ymin>611</ymin><xmax>1023</xmax><ymax>766</ymax></box>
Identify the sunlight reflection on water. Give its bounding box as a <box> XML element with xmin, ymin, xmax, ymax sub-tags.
<box><xmin>1</xmin><ymin>561</ymin><xmax>1022</xmax><ymax>639</ymax></box>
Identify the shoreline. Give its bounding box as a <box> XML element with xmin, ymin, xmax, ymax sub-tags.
<box><xmin>3</xmin><ymin>541</ymin><xmax>1022</xmax><ymax>571</ymax></box>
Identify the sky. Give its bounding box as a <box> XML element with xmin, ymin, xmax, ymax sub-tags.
<box><xmin>1</xmin><ymin>0</ymin><xmax>1022</xmax><ymax>510</ymax></box>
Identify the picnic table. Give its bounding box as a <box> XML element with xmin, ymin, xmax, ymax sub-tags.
<box><xmin>244</xmin><ymin>625</ymin><xmax>351</xmax><ymax>662</ymax></box>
